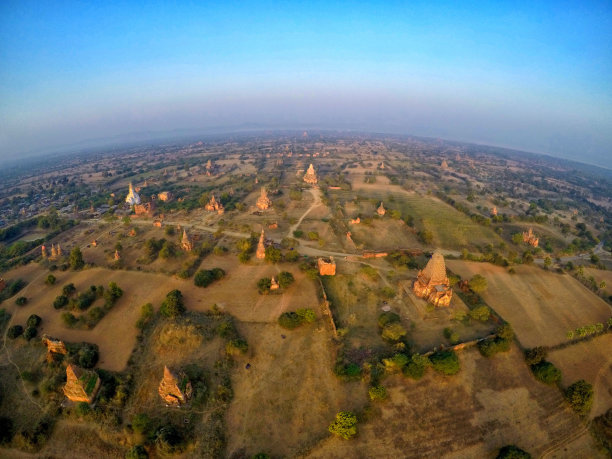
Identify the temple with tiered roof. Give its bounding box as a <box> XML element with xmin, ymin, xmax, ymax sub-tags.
<box><xmin>413</xmin><ymin>250</ymin><xmax>452</xmax><ymax>307</ymax></box>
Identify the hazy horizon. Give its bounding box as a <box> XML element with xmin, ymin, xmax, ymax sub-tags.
<box><xmin>1</xmin><ymin>1</ymin><xmax>611</xmax><ymax>167</ymax></box>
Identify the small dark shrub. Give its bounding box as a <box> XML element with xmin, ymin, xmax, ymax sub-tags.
<box><xmin>15</xmin><ymin>296</ymin><xmax>27</xmax><ymax>306</ymax></box>
<box><xmin>26</xmin><ymin>314</ymin><xmax>42</xmax><ymax>328</ymax></box>
<box><xmin>531</xmin><ymin>361</ymin><xmax>561</xmax><ymax>384</ymax></box>
<box><xmin>7</xmin><ymin>325</ymin><xmax>23</xmax><ymax>339</ymax></box>
<box><xmin>24</xmin><ymin>326</ymin><xmax>37</xmax><ymax>340</ymax></box>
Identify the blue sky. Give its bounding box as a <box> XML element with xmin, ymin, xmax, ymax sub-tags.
<box><xmin>1</xmin><ymin>1</ymin><xmax>611</xmax><ymax>166</ymax></box>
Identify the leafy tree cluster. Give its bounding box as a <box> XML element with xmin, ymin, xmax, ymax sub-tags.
<box><xmin>478</xmin><ymin>324</ymin><xmax>514</xmax><ymax>357</ymax></box>
<box><xmin>194</xmin><ymin>268</ymin><xmax>225</xmax><ymax>288</ymax></box>
<box><xmin>566</xmin><ymin>320</ymin><xmax>609</xmax><ymax>340</ymax></box>
<box><xmin>564</xmin><ymin>380</ymin><xmax>593</xmax><ymax>415</ymax></box>
<box><xmin>429</xmin><ymin>350</ymin><xmax>460</xmax><ymax>375</ymax></box>
<box><xmin>160</xmin><ymin>289</ymin><xmax>185</xmax><ymax>318</ymax></box>
<box><xmin>278</xmin><ymin>308</ymin><xmax>316</xmax><ymax>329</ymax></box>
<box><xmin>328</xmin><ymin>411</ymin><xmax>358</xmax><ymax>440</ymax></box>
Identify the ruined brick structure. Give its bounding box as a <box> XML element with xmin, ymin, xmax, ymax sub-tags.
<box><xmin>63</xmin><ymin>364</ymin><xmax>100</xmax><ymax>403</ymax></box>
<box><xmin>205</xmin><ymin>195</ymin><xmax>225</xmax><ymax>214</ymax></box>
<box><xmin>317</xmin><ymin>257</ymin><xmax>336</xmax><ymax>276</ymax></box>
<box><xmin>159</xmin><ymin>366</ymin><xmax>192</xmax><ymax>406</ymax></box>
<box><xmin>256</xmin><ymin>187</ymin><xmax>272</xmax><ymax>210</ymax></box>
<box><xmin>522</xmin><ymin>228</ymin><xmax>539</xmax><ymax>247</ymax></box>
<box><xmin>413</xmin><ymin>250</ymin><xmax>453</xmax><ymax>307</ymax></box>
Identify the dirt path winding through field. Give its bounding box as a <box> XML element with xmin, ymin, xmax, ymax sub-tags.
<box><xmin>287</xmin><ymin>187</ymin><xmax>323</xmax><ymax>238</ymax></box>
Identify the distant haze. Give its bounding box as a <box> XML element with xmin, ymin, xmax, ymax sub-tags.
<box><xmin>1</xmin><ymin>1</ymin><xmax>611</xmax><ymax>168</ymax></box>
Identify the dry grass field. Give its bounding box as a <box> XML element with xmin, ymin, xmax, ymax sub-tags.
<box><xmin>306</xmin><ymin>346</ymin><xmax>601</xmax><ymax>458</ymax></box>
<box><xmin>446</xmin><ymin>261</ymin><xmax>612</xmax><ymax>348</ymax></box>
<box><xmin>226</xmin><ymin>322</ymin><xmax>367</xmax><ymax>457</ymax></box>
<box><xmin>548</xmin><ymin>334</ymin><xmax>612</xmax><ymax>419</ymax></box>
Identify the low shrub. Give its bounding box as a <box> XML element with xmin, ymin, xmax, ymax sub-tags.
<box><xmin>429</xmin><ymin>350</ymin><xmax>460</xmax><ymax>375</ymax></box>
<box><xmin>15</xmin><ymin>296</ymin><xmax>27</xmax><ymax>306</ymax></box>
<box><xmin>26</xmin><ymin>314</ymin><xmax>42</xmax><ymax>328</ymax></box>
<box><xmin>53</xmin><ymin>295</ymin><xmax>68</xmax><ymax>309</ymax></box>
<box><xmin>524</xmin><ymin>347</ymin><xmax>547</xmax><ymax>366</ymax></box>
<box><xmin>7</xmin><ymin>325</ymin><xmax>23</xmax><ymax>339</ymax></box>
<box><xmin>278</xmin><ymin>308</ymin><xmax>316</xmax><ymax>329</ymax></box>
<box><xmin>24</xmin><ymin>326</ymin><xmax>37</xmax><ymax>340</ymax></box>
<box><xmin>368</xmin><ymin>385</ymin><xmax>387</xmax><ymax>401</ymax></box>
<box><xmin>377</xmin><ymin>312</ymin><xmax>400</xmax><ymax>328</ymax></box>
<box><xmin>564</xmin><ymin>379</ymin><xmax>593</xmax><ymax>415</ymax></box>
<box><xmin>496</xmin><ymin>445</ymin><xmax>531</xmax><ymax>458</ymax></box>
<box><xmin>531</xmin><ymin>361</ymin><xmax>561</xmax><ymax>384</ymax></box>
<box><xmin>328</xmin><ymin>411</ymin><xmax>357</xmax><ymax>440</ymax></box>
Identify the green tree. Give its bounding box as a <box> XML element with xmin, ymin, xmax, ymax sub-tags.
<box><xmin>160</xmin><ymin>290</ymin><xmax>185</xmax><ymax>318</ymax></box>
<box><xmin>469</xmin><ymin>305</ymin><xmax>490</xmax><ymax>321</ymax></box>
<box><xmin>381</xmin><ymin>322</ymin><xmax>407</xmax><ymax>342</ymax></box>
<box><xmin>524</xmin><ymin>347</ymin><xmax>547</xmax><ymax>366</ymax></box>
<box><xmin>496</xmin><ymin>445</ymin><xmax>531</xmax><ymax>459</ymax></box>
<box><xmin>531</xmin><ymin>361</ymin><xmax>561</xmax><ymax>384</ymax></box>
<box><xmin>265</xmin><ymin>246</ymin><xmax>282</xmax><ymax>263</ymax></box>
<box><xmin>368</xmin><ymin>385</ymin><xmax>388</xmax><ymax>401</ymax></box>
<box><xmin>328</xmin><ymin>411</ymin><xmax>358</xmax><ymax>440</ymax></box>
<box><xmin>429</xmin><ymin>350</ymin><xmax>460</xmax><ymax>375</ymax></box>
<box><xmin>277</xmin><ymin>271</ymin><xmax>295</xmax><ymax>288</ymax></box>
<box><xmin>468</xmin><ymin>274</ymin><xmax>487</xmax><ymax>293</ymax></box>
<box><xmin>69</xmin><ymin>246</ymin><xmax>85</xmax><ymax>270</ymax></box>
<box><xmin>564</xmin><ymin>380</ymin><xmax>593</xmax><ymax>415</ymax></box>
<box><xmin>126</xmin><ymin>445</ymin><xmax>148</xmax><ymax>459</ymax></box>
<box><xmin>45</xmin><ymin>274</ymin><xmax>56</xmax><ymax>285</ymax></box>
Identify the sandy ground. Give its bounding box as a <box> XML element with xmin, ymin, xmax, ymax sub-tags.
<box><xmin>446</xmin><ymin>261</ymin><xmax>612</xmax><ymax>348</ymax></box>
<box><xmin>548</xmin><ymin>334</ymin><xmax>612</xmax><ymax>419</ymax></box>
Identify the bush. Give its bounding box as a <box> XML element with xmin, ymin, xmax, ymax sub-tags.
<box><xmin>76</xmin><ymin>401</ymin><xmax>91</xmax><ymax>417</ymax></box>
<box><xmin>0</xmin><ymin>416</ymin><xmax>14</xmax><ymax>444</ymax></box>
<box><xmin>278</xmin><ymin>311</ymin><xmax>303</xmax><ymax>329</ymax></box>
<box><xmin>496</xmin><ymin>445</ymin><xmax>531</xmax><ymax>459</ymax></box>
<box><xmin>7</xmin><ymin>325</ymin><xmax>23</xmax><ymax>339</ymax></box>
<box><xmin>429</xmin><ymin>350</ymin><xmax>460</xmax><ymax>375</ymax></box>
<box><xmin>524</xmin><ymin>347</ymin><xmax>547</xmax><ymax>366</ymax></box>
<box><xmin>45</xmin><ymin>274</ymin><xmax>56</xmax><ymax>285</ymax></box>
<box><xmin>155</xmin><ymin>424</ymin><xmax>183</xmax><ymax>454</ymax></box>
<box><xmin>160</xmin><ymin>290</ymin><xmax>185</xmax><ymax>318</ymax></box>
<box><xmin>104</xmin><ymin>282</ymin><xmax>123</xmax><ymax>307</ymax></box>
<box><xmin>381</xmin><ymin>322</ymin><xmax>407</xmax><ymax>342</ymax></box>
<box><xmin>226</xmin><ymin>338</ymin><xmax>248</xmax><ymax>356</ymax></box>
<box><xmin>26</xmin><ymin>314</ymin><xmax>42</xmax><ymax>327</ymax></box>
<box><xmin>257</xmin><ymin>277</ymin><xmax>272</xmax><ymax>294</ymax></box>
<box><xmin>78</xmin><ymin>345</ymin><xmax>99</xmax><ymax>368</ymax></box>
<box><xmin>61</xmin><ymin>312</ymin><xmax>78</xmax><ymax>327</ymax></box>
<box><xmin>194</xmin><ymin>268</ymin><xmax>225</xmax><ymax>288</ymax></box>
<box><xmin>469</xmin><ymin>305</ymin><xmax>490</xmax><ymax>321</ymax></box>
<box><xmin>126</xmin><ymin>445</ymin><xmax>148</xmax><ymax>459</ymax></box>
<box><xmin>368</xmin><ymin>385</ymin><xmax>387</xmax><ymax>401</ymax></box>
<box><xmin>296</xmin><ymin>308</ymin><xmax>316</xmax><ymax>323</ymax></box>
<box><xmin>380</xmin><ymin>286</ymin><xmax>396</xmax><ymax>299</ymax></box>
<box><xmin>468</xmin><ymin>274</ymin><xmax>487</xmax><ymax>293</ymax></box>
<box><xmin>15</xmin><ymin>296</ymin><xmax>27</xmax><ymax>306</ymax></box>
<box><xmin>69</xmin><ymin>247</ymin><xmax>85</xmax><ymax>270</ymax></box>
<box><xmin>264</xmin><ymin>246</ymin><xmax>282</xmax><ymax>263</ymax></box>
<box><xmin>334</xmin><ymin>362</ymin><xmax>362</xmax><ymax>380</ymax></box>
<box><xmin>136</xmin><ymin>303</ymin><xmax>154</xmax><ymax>329</ymax></box>
<box><xmin>383</xmin><ymin>353</ymin><xmax>409</xmax><ymax>373</ymax></box>
<box><xmin>377</xmin><ymin>312</ymin><xmax>400</xmax><ymax>328</ymax></box>
<box><xmin>24</xmin><ymin>326</ymin><xmax>37</xmax><ymax>340</ymax></box>
<box><xmin>62</xmin><ymin>283</ymin><xmax>76</xmax><ymax>296</ymax></box>
<box><xmin>277</xmin><ymin>271</ymin><xmax>295</xmax><ymax>288</ymax></box>
<box><xmin>531</xmin><ymin>361</ymin><xmax>561</xmax><ymax>384</ymax></box>
<box><xmin>564</xmin><ymin>380</ymin><xmax>593</xmax><ymax>415</ymax></box>
<box><xmin>328</xmin><ymin>411</ymin><xmax>357</xmax><ymax>440</ymax></box>
<box><xmin>53</xmin><ymin>295</ymin><xmax>69</xmax><ymax>309</ymax></box>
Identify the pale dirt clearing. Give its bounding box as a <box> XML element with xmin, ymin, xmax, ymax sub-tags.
<box><xmin>446</xmin><ymin>261</ymin><xmax>612</xmax><ymax>348</ymax></box>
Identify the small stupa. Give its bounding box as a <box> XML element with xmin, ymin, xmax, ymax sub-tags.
<box><xmin>270</xmin><ymin>277</ymin><xmax>279</xmax><ymax>290</ymax></box>
<box><xmin>181</xmin><ymin>229</ymin><xmax>193</xmax><ymax>252</ymax></box>
<box><xmin>125</xmin><ymin>182</ymin><xmax>141</xmax><ymax>206</ymax></box>
<box><xmin>377</xmin><ymin>202</ymin><xmax>386</xmax><ymax>216</ymax></box>
<box><xmin>303</xmin><ymin>164</ymin><xmax>318</xmax><ymax>184</ymax></box>
<box><xmin>256</xmin><ymin>228</ymin><xmax>266</xmax><ymax>259</ymax></box>
<box><xmin>114</xmin><ymin>250</ymin><xmax>121</xmax><ymax>261</ymax></box>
